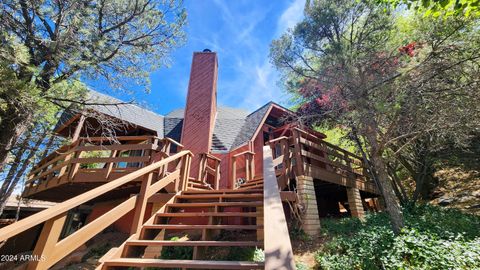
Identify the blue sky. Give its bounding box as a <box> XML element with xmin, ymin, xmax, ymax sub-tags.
<box><xmin>95</xmin><ymin>0</ymin><xmax>306</xmax><ymax>115</ymax></box>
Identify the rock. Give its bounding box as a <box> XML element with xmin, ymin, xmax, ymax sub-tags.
<box><xmin>458</xmin><ymin>196</ymin><xmax>475</xmax><ymax>203</ymax></box>
<box><xmin>438</xmin><ymin>196</ymin><xmax>454</xmax><ymax>206</ymax></box>
<box><xmin>467</xmin><ymin>204</ymin><xmax>480</xmax><ymax>209</ymax></box>
<box><xmin>472</xmin><ymin>190</ymin><xmax>480</xmax><ymax>198</ymax></box>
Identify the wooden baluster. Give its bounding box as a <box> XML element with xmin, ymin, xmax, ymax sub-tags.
<box><xmin>27</xmin><ymin>213</ymin><xmax>67</xmax><ymax>270</ymax></box>
<box><xmin>250</xmin><ymin>153</ymin><xmax>255</xmax><ymax>180</ymax></box>
<box><xmin>284</xmin><ymin>138</ymin><xmax>291</xmax><ymax>178</ymax></box>
<box><xmin>231</xmin><ymin>156</ymin><xmax>237</xmax><ymax>189</ymax></box>
<box><xmin>130</xmin><ymin>172</ymin><xmax>154</xmax><ymax>235</ymax></box>
<box><xmin>215</xmin><ymin>160</ymin><xmax>221</xmax><ymax>190</ymax></box>
<box><xmin>105</xmin><ymin>149</ymin><xmax>118</xmax><ymax>179</ymax></box>
<box><xmin>246</xmin><ymin>154</ymin><xmax>250</xmax><ymax>181</ymax></box>
<box><xmin>183</xmin><ymin>154</ymin><xmax>192</xmax><ymax>191</ymax></box>
<box><xmin>60</xmin><ymin>140</ymin><xmax>81</xmax><ymax>182</ymax></box>
<box><xmin>163</xmin><ymin>139</ymin><xmax>171</xmax><ymax>156</ymax></box>
<box><xmin>281</xmin><ymin>139</ymin><xmax>289</xmax><ymax>189</ymax></box>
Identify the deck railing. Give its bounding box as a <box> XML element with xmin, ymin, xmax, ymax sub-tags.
<box><xmin>269</xmin><ymin>127</ymin><xmax>374</xmax><ymax>192</ymax></box>
<box><xmin>197</xmin><ymin>153</ymin><xmax>221</xmax><ymax>189</ymax></box>
<box><xmin>23</xmin><ymin>136</ymin><xmax>184</xmax><ymax>197</ymax></box>
<box><xmin>0</xmin><ymin>150</ymin><xmax>192</xmax><ymax>270</ymax></box>
<box><xmin>230</xmin><ymin>151</ymin><xmax>255</xmax><ymax>189</ymax></box>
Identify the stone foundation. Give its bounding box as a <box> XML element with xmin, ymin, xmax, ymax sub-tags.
<box><xmin>347</xmin><ymin>187</ymin><xmax>365</xmax><ymax>219</ymax></box>
<box><xmin>296</xmin><ymin>176</ymin><xmax>321</xmax><ymax>235</ymax></box>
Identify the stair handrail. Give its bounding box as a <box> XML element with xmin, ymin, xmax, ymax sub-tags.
<box><xmin>263</xmin><ymin>145</ymin><xmax>296</xmax><ymax>270</ymax></box>
<box><xmin>0</xmin><ymin>150</ymin><xmax>192</xmax><ymax>270</ymax></box>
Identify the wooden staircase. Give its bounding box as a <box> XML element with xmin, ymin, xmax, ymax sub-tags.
<box><xmin>187</xmin><ymin>177</ymin><xmax>214</xmax><ymax>191</ymax></box>
<box><xmin>99</xmin><ymin>186</ymin><xmax>266</xmax><ymax>269</ymax></box>
<box><xmin>237</xmin><ymin>176</ymin><xmax>264</xmax><ymax>190</ymax></box>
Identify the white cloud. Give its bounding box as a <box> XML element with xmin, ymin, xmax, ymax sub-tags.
<box><xmin>187</xmin><ymin>0</ymin><xmax>295</xmax><ymax>111</ymax></box>
<box><xmin>277</xmin><ymin>0</ymin><xmax>306</xmax><ymax>36</ymax></box>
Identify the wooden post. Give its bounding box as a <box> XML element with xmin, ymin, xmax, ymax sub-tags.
<box><xmin>130</xmin><ymin>172</ymin><xmax>154</xmax><ymax>235</ymax></box>
<box><xmin>284</xmin><ymin>138</ymin><xmax>291</xmax><ymax>180</ymax></box>
<box><xmin>215</xmin><ymin>160</ymin><xmax>220</xmax><ymax>190</ymax></box>
<box><xmin>59</xmin><ymin>113</ymin><xmax>86</xmax><ymax>181</ymax></box>
<box><xmin>292</xmin><ymin>130</ymin><xmax>305</xmax><ymax>176</ymax></box>
<box><xmin>250</xmin><ymin>153</ymin><xmax>255</xmax><ymax>180</ymax></box>
<box><xmin>105</xmin><ymin>150</ymin><xmax>118</xmax><ymax>179</ymax></box>
<box><xmin>27</xmin><ymin>213</ymin><xmax>67</xmax><ymax>270</ymax></box>
<box><xmin>180</xmin><ymin>155</ymin><xmax>191</xmax><ymax>191</ymax></box>
<box><xmin>71</xmin><ymin>115</ymin><xmax>86</xmax><ymax>142</ymax></box>
<box><xmin>230</xmin><ymin>156</ymin><xmax>237</xmax><ymax>189</ymax></box>
<box><xmin>245</xmin><ymin>155</ymin><xmax>251</xmax><ymax>181</ymax></box>
<box><xmin>184</xmin><ymin>155</ymin><xmax>191</xmax><ymax>190</ymax></box>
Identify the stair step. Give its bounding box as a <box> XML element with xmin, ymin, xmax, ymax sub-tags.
<box><xmin>143</xmin><ymin>224</ymin><xmax>261</xmax><ymax>230</ymax></box>
<box><xmin>103</xmin><ymin>258</ymin><xmax>265</xmax><ymax>269</ymax></box>
<box><xmin>156</xmin><ymin>212</ymin><xmax>260</xmax><ymax>218</ymax></box>
<box><xmin>126</xmin><ymin>240</ymin><xmax>263</xmax><ymax>247</ymax></box>
<box><xmin>187</xmin><ymin>187</ymin><xmax>212</xmax><ymax>191</ymax></box>
<box><xmin>183</xmin><ymin>189</ymin><xmax>263</xmax><ymax>194</ymax></box>
<box><xmin>189</xmin><ymin>183</ymin><xmax>213</xmax><ymax>189</ymax></box>
<box><xmin>240</xmin><ymin>181</ymin><xmax>263</xmax><ymax>187</ymax></box>
<box><xmin>238</xmin><ymin>184</ymin><xmax>263</xmax><ymax>190</ymax></box>
<box><xmin>247</xmin><ymin>178</ymin><xmax>264</xmax><ymax>183</ymax></box>
<box><xmin>177</xmin><ymin>194</ymin><xmax>262</xmax><ymax>200</ymax></box>
<box><xmin>167</xmin><ymin>202</ymin><xmax>263</xmax><ymax>208</ymax></box>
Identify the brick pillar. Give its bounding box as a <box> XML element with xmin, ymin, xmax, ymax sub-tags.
<box><xmin>347</xmin><ymin>187</ymin><xmax>365</xmax><ymax>219</ymax></box>
<box><xmin>297</xmin><ymin>176</ymin><xmax>321</xmax><ymax>235</ymax></box>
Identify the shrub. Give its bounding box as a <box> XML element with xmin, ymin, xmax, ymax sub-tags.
<box><xmin>315</xmin><ymin>204</ymin><xmax>480</xmax><ymax>269</ymax></box>
<box><xmin>160</xmin><ymin>236</ymin><xmax>193</xmax><ymax>260</ymax></box>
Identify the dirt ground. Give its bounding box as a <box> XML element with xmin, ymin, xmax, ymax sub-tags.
<box><xmin>292</xmin><ymin>234</ymin><xmax>327</xmax><ymax>269</ymax></box>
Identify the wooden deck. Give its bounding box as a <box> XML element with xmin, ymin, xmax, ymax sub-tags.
<box><xmin>23</xmin><ymin>136</ymin><xmax>184</xmax><ymax>201</ymax></box>
<box><xmin>268</xmin><ymin>126</ymin><xmax>379</xmax><ymax>195</ymax></box>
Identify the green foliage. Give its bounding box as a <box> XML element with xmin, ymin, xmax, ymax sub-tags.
<box><xmin>81</xmin><ymin>243</ymin><xmax>111</xmax><ymax>261</ymax></box>
<box><xmin>160</xmin><ymin>236</ymin><xmax>193</xmax><ymax>260</ymax></box>
<box><xmin>79</xmin><ymin>150</ymin><xmax>111</xmax><ymax>169</ymax></box>
<box><xmin>296</xmin><ymin>262</ymin><xmax>310</xmax><ymax>270</ymax></box>
<box><xmin>316</xmin><ymin>205</ymin><xmax>480</xmax><ymax>269</ymax></box>
<box><xmin>0</xmin><ymin>33</ymin><xmax>88</xmax><ymax>130</ymax></box>
<box><xmin>316</xmin><ymin>126</ymin><xmax>356</xmax><ymax>153</ymax></box>
<box><xmin>1</xmin><ymin>0</ymin><xmax>186</xmax><ymax>93</ymax></box>
<box><xmin>380</xmin><ymin>0</ymin><xmax>480</xmax><ymax>17</ymax></box>
<box><xmin>289</xmin><ymin>223</ymin><xmax>312</xmax><ymax>242</ymax></box>
<box><xmin>205</xmin><ymin>246</ymin><xmax>264</xmax><ymax>262</ymax></box>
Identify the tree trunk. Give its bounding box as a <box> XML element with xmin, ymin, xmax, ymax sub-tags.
<box><xmin>0</xmin><ymin>107</ymin><xmax>32</xmax><ymax>172</ymax></box>
<box><xmin>364</xmin><ymin>126</ymin><xmax>405</xmax><ymax>234</ymax></box>
<box><xmin>0</xmin><ymin>129</ymin><xmax>46</xmax><ymax>216</ymax></box>
<box><xmin>387</xmin><ymin>164</ymin><xmax>408</xmax><ymax>203</ymax></box>
<box><xmin>370</xmin><ymin>150</ymin><xmax>405</xmax><ymax>233</ymax></box>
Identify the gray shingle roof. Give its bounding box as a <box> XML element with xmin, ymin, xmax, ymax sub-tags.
<box><xmin>230</xmin><ymin>102</ymin><xmax>273</xmax><ymax>150</ymax></box>
<box><xmin>56</xmin><ymin>90</ymin><xmax>164</xmax><ymax>136</ymax></box>
<box><xmin>164</xmin><ymin>110</ymin><xmax>183</xmax><ymax>142</ymax></box>
<box><xmin>56</xmin><ymin>91</ymin><xmax>280</xmax><ymax>153</ymax></box>
<box><xmin>163</xmin><ymin>107</ymin><xmax>251</xmax><ymax>153</ymax></box>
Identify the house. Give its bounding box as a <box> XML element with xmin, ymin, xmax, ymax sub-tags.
<box><xmin>0</xmin><ymin>51</ymin><xmax>381</xmax><ymax>269</ymax></box>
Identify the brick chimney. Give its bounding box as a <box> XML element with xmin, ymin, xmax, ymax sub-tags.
<box><xmin>181</xmin><ymin>50</ymin><xmax>218</xmax><ymax>178</ymax></box>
